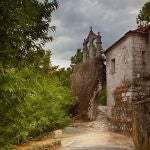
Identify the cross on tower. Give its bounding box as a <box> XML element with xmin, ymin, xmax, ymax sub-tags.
<box><xmin>90</xmin><ymin>26</ymin><xmax>93</xmax><ymax>31</ymax></box>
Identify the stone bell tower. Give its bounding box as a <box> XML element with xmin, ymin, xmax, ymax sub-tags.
<box><xmin>71</xmin><ymin>27</ymin><xmax>104</xmax><ymax>120</ymax></box>
<box><xmin>83</xmin><ymin>27</ymin><xmax>102</xmax><ymax>62</ymax></box>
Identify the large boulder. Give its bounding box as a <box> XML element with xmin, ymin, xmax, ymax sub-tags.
<box><xmin>71</xmin><ymin>57</ymin><xmax>103</xmax><ymax>120</ymax></box>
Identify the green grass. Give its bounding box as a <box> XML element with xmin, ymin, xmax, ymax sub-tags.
<box><xmin>98</xmin><ymin>86</ymin><xmax>107</xmax><ymax>106</ymax></box>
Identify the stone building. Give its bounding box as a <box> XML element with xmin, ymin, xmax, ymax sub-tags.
<box><xmin>71</xmin><ymin>27</ymin><xmax>104</xmax><ymax>120</ymax></box>
<box><xmin>105</xmin><ymin>25</ymin><xmax>150</xmax><ymax>118</ymax></box>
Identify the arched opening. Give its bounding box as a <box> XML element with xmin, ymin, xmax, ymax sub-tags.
<box><xmin>93</xmin><ymin>38</ymin><xmax>97</xmax><ymax>56</ymax></box>
<box><xmin>86</xmin><ymin>41</ymin><xmax>90</xmax><ymax>58</ymax></box>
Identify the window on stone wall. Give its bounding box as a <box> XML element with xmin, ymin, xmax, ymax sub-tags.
<box><xmin>142</xmin><ymin>51</ymin><xmax>146</xmax><ymax>65</ymax></box>
<box><xmin>111</xmin><ymin>58</ymin><xmax>115</xmax><ymax>74</ymax></box>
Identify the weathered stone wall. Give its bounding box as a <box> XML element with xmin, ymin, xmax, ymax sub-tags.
<box><xmin>131</xmin><ymin>80</ymin><xmax>150</xmax><ymax>150</ymax></box>
<box><xmin>71</xmin><ymin>57</ymin><xmax>103</xmax><ymax>120</ymax></box>
<box><xmin>133</xmin><ymin>99</ymin><xmax>150</xmax><ymax>150</ymax></box>
<box><xmin>106</xmin><ymin>37</ymin><xmax>134</xmax><ymax>118</ymax></box>
<box><xmin>109</xmin><ymin>80</ymin><xmax>150</xmax><ymax>138</ymax></box>
<box><xmin>132</xmin><ymin>33</ymin><xmax>150</xmax><ymax>79</ymax></box>
<box><xmin>132</xmin><ymin>80</ymin><xmax>150</xmax><ymax>102</ymax></box>
<box><xmin>12</xmin><ymin>139</ymin><xmax>61</xmax><ymax>150</ymax></box>
<box><xmin>109</xmin><ymin>81</ymin><xmax>133</xmax><ymax>135</ymax></box>
<box><xmin>27</xmin><ymin>140</ymin><xmax>61</xmax><ymax>150</ymax></box>
<box><xmin>106</xmin><ymin>33</ymin><xmax>149</xmax><ymax>118</ymax></box>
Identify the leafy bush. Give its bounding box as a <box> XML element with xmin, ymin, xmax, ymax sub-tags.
<box><xmin>0</xmin><ymin>67</ymin><xmax>76</xmax><ymax>149</ymax></box>
<box><xmin>0</xmin><ymin>0</ymin><xmax>74</xmax><ymax>149</ymax></box>
<box><xmin>56</xmin><ymin>67</ymin><xmax>72</xmax><ymax>88</ymax></box>
<box><xmin>98</xmin><ymin>86</ymin><xmax>107</xmax><ymax>106</ymax></box>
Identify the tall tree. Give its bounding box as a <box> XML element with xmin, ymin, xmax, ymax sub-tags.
<box><xmin>0</xmin><ymin>1</ymin><xmax>78</xmax><ymax>148</ymax></box>
<box><xmin>0</xmin><ymin>0</ymin><xmax>58</xmax><ymax>68</ymax></box>
<box><xmin>136</xmin><ymin>1</ymin><xmax>150</xmax><ymax>27</ymax></box>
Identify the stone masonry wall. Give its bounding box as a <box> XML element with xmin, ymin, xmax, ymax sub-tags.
<box><xmin>106</xmin><ymin>36</ymin><xmax>134</xmax><ymax>118</ymax></box>
<box><xmin>109</xmin><ymin>80</ymin><xmax>150</xmax><ymax>136</ymax></box>
<box><xmin>106</xmin><ymin>33</ymin><xmax>149</xmax><ymax>118</ymax></box>
<box><xmin>109</xmin><ymin>81</ymin><xmax>133</xmax><ymax>135</ymax></box>
<box><xmin>132</xmin><ymin>33</ymin><xmax>150</xmax><ymax>79</ymax></box>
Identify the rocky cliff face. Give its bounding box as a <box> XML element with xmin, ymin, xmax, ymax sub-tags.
<box><xmin>71</xmin><ymin>57</ymin><xmax>103</xmax><ymax>120</ymax></box>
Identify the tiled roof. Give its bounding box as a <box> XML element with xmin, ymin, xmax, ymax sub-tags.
<box><xmin>132</xmin><ymin>25</ymin><xmax>150</xmax><ymax>33</ymax></box>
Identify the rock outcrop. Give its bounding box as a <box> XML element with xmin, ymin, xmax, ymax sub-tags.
<box><xmin>71</xmin><ymin>57</ymin><xmax>103</xmax><ymax>120</ymax></box>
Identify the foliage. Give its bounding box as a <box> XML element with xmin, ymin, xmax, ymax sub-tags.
<box><xmin>0</xmin><ymin>0</ymin><xmax>78</xmax><ymax>149</ymax></box>
<box><xmin>98</xmin><ymin>86</ymin><xmax>107</xmax><ymax>106</ymax></box>
<box><xmin>136</xmin><ymin>1</ymin><xmax>150</xmax><ymax>27</ymax></box>
<box><xmin>70</xmin><ymin>49</ymin><xmax>83</xmax><ymax>68</ymax></box>
<box><xmin>55</xmin><ymin>48</ymin><xmax>84</xmax><ymax>89</ymax></box>
<box><xmin>0</xmin><ymin>0</ymin><xmax>58</xmax><ymax>68</ymax></box>
<box><xmin>0</xmin><ymin>66</ymin><xmax>76</xmax><ymax>149</ymax></box>
<box><xmin>56</xmin><ymin>67</ymin><xmax>72</xmax><ymax>88</ymax></box>
<box><xmin>70</xmin><ymin>48</ymin><xmax>105</xmax><ymax>68</ymax></box>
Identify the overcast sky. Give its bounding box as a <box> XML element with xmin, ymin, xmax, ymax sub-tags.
<box><xmin>45</xmin><ymin>0</ymin><xmax>148</xmax><ymax>68</ymax></box>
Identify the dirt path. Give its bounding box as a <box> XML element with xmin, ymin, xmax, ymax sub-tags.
<box><xmin>60</xmin><ymin>129</ymin><xmax>134</xmax><ymax>150</ymax></box>
<box><xmin>59</xmin><ymin>106</ymin><xmax>134</xmax><ymax>150</ymax></box>
<box><xmin>12</xmin><ymin>106</ymin><xmax>135</xmax><ymax>150</ymax></box>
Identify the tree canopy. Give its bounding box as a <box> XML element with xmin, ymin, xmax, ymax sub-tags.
<box><xmin>70</xmin><ymin>49</ymin><xmax>83</xmax><ymax>68</ymax></box>
<box><xmin>136</xmin><ymin>1</ymin><xmax>150</xmax><ymax>27</ymax></box>
<box><xmin>0</xmin><ymin>1</ymin><xmax>77</xmax><ymax>149</ymax></box>
<box><xmin>0</xmin><ymin>0</ymin><xmax>58</xmax><ymax>68</ymax></box>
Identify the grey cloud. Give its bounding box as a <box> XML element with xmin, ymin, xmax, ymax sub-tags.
<box><xmin>45</xmin><ymin>0</ymin><xmax>148</xmax><ymax>68</ymax></box>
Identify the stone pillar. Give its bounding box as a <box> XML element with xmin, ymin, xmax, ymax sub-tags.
<box><xmin>89</xmin><ymin>41</ymin><xmax>95</xmax><ymax>58</ymax></box>
<box><xmin>83</xmin><ymin>39</ymin><xmax>87</xmax><ymax>62</ymax></box>
<box><xmin>96</xmin><ymin>32</ymin><xmax>102</xmax><ymax>57</ymax></box>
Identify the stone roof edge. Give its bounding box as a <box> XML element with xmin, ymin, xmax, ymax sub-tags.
<box><xmin>105</xmin><ymin>29</ymin><xmax>149</xmax><ymax>55</ymax></box>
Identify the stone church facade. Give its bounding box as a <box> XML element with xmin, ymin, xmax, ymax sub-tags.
<box><xmin>105</xmin><ymin>25</ymin><xmax>150</xmax><ymax>118</ymax></box>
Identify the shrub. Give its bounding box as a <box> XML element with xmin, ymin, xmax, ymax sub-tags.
<box><xmin>0</xmin><ymin>67</ymin><xmax>76</xmax><ymax>149</ymax></box>
<box><xmin>98</xmin><ymin>86</ymin><xmax>107</xmax><ymax>106</ymax></box>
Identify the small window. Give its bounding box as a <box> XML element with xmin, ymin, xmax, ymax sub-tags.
<box><xmin>111</xmin><ymin>58</ymin><xmax>115</xmax><ymax>74</ymax></box>
<box><xmin>142</xmin><ymin>51</ymin><xmax>146</xmax><ymax>65</ymax></box>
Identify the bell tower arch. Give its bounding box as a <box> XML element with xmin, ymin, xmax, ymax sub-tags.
<box><xmin>83</xmin><ymin>27</ymin><xmax>102</xmax><ymax>62</ymax></box>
